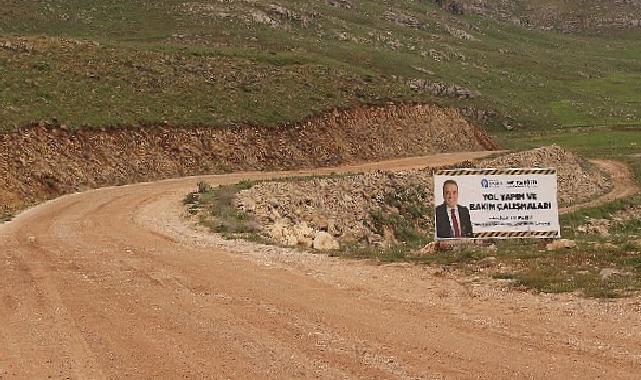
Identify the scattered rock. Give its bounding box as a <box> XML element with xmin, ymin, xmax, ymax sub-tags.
<box><xmin>438</xmin><ymin>0</ymin><xmax>641</xmax><ymax>33</ymax></box>
<box><xmin>313</xmin><ymin>232</ymin><xmax>340</xmax><ymax>250</ymax></box>
<box><xmin>592</xmin><ymin>242</ymin><xmax>618</xmax><ymax>251</ymax></box>
<box><xmin>237</xmin><ymin>169</ymin><xmax>436</xmax><ymax>247</ymax></box>
<box><xmin>404</xmin><ymin>78</ymin><xmax>479</xmax><ymax>99</ymax></box>
<box><xmin>577</xmin><ymin>219</ymin><xmax>610</xmax><ymax>237</ymax></box>
<box><xmin>175</xmin><ymin>1</ymin><xmax>317</xmax><ymax>30</ymax></box>
<box><xmin>445</xmin><ymin>25</ymin><xmax>476</xmax><ymax>40</ymax></box>
<box><xmin>250</xmin><ymin>10</ymin><xmax>280</xmax><ymax>28</ymax></box>
<box><xmin>383</xmin><ymin>11</ymin><xmax>424</xmax><ymax>29</ymax></box>
<box><xmin>417</xmin><ymin>242</ymin><xmax>438</xmax><ymax>255</ymax></box>
<box><xmin>237</xmin><ymin>146</ymin><xmax>609</xmax><ymax>249</ymax></box>
<box><xmin>326</xmin><ymin>0</ymin><xmax>352</xmax><ymax>9</ymax></box>
<box><xmin>479</xmin><ymin>145</ymin><xmax>612</xmax><ymax>207</ymax></box>
<box><xmin>1</xmin><ymin>39</ymin><xmax>34</xmax><ymax>53</ymax></box>
<box><xmin>293</xmin><ymin>223</ymin><xmax>315</xmax><ymax>247</ymax></box>
<box><xmin>546</xmin><ymin>239</ymin><xmax>577</xmax><ymax>251</ymax></box>
<box><xmin>270</xmin><ymin>223</ymin><xmax>298</xmax><ymax>246</ymax></box>
<box><xmin>599</xmin><ymin>268</ymin><xmax>628</xmax><ymax>279</ymax></box>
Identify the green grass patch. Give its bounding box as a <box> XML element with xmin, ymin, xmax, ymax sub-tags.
<box><xmin>363</xmin><ymin>183</ymin><xmax>434</xmax><ymax>248</ymax></box>
<box><xmin>495</xmin><ymin>244</ymin><xmax>641</xmax><ymax>298</ymax></box>
<box><xmin>495</xmin><ymin>128</ymin><xmax>641</xmax><ymax>158</ymax></box>
<box><xmin>331</xmin><ymin>236</ymin><xmax>641</xmax><ymax>298</ymax></box>
<box><xmin>184</xmin><ymin>180</ymin><xmax>261</xmax><ymax>236</ymax></box>
<box><xmin>3</xmin><ymin>2</ymin><xmax>641</xmax><ymax>130</ymax></box>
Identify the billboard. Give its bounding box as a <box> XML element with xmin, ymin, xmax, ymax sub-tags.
<box><xmin>433</xmin><ymin>168</ymin><xmax>560</xmax><ymax>240</ymax></box>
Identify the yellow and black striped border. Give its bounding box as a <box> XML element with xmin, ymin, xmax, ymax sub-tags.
<box><xmin>434</xmin><ymin>168</ymin><xmax>556</xmax><ymax>176</ymax></box>
<box><xmin>472</xmin><ymin>231</ymin><xmax>559</xmax><ymax>239</ymax></box>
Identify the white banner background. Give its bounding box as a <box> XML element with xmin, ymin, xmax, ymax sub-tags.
<box><xmin>434</xmin><ymin>170</ymin><xmax>561</xmax><ymax>239</ymax></box>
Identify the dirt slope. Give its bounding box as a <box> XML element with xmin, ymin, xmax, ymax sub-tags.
<box><xmin>1</xmin><ymin>152</ymin><xmax>640</xmax><ymax>379</ymax></box>
<box><xmin>0</xmin><ymin>103</ymin><xmax>498</xmax><ymax>220</ymax></box>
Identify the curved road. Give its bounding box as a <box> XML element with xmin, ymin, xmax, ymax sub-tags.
<box><xmin>1</xmin><ymin>152</ymin><xmax>640</xmax><ymax>379</ymax></box>
<box><xmin>560</xmin><ymin>159</ymin><xmax>639</xmax><ymax>214</ymax></box>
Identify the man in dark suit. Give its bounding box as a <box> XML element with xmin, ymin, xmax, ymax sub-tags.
<box><xmin>435</xmin><ymin>179</ymin><xmax>474</xmax><ymax>239</ymax></box>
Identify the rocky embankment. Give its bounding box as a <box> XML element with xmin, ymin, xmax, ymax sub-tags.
<box><xmin>0</xmin><ymin>103</ymin><xmax>498</xmax><ymax>220</ymax></box>
<box><xmin>236</xmin><ymin>146</ymin><xmax>611</xmax><ymax>249</ymax></box>
<box><xmin>237</xmin><ymin>170</ymin><xmax>436</xmax><ymax>248</ymax></box>
<box><xmin>478</xmin><ymin>146</ymin><xmax>611</xmax><ymax>206</ymax></box>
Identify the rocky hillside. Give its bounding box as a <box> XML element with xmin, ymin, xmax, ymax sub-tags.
<box><xmin>439</xmin><ymin>0</ymin><xmax>641</xmax><ymax>33</ymax></box>
<box><xmin>235</xmin><ymin>146</ymin><xmax>610</xmax><ymax>249</ymax></box>
<box><xmin>0</xmin><ymin>103</ymin><xmax>498</xmax><ymax>221</ymax></box>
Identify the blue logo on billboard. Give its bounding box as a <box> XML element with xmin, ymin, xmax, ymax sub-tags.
<box><xmin>481</xmin><ymin>178</ymin><xmax>502</xmax><ymax>188</ymax></box>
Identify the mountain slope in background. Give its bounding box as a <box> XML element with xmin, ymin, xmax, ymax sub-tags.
<box><xmin>438</xmin><ymin>0</ymin><xmax>641</xmax><ymax>33</ymax></box>
<box><xmin>1</xmin><ymin>0</ymin><xmax>641</xmax><ymax>131</ymax></box>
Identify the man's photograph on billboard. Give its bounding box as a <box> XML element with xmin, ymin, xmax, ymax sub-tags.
<box><xmin>433</xmin><ymin>168</ymin><xmax>561</xmax><ymax>240</ymax></box>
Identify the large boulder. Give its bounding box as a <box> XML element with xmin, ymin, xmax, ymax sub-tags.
<box><xmin>270</xmin><ymin>223</ymin><xmax>297</xmax><ymax>246</ymax></box>
<box><xmin>313</xmin><ymin>232</ymin><xmax>340</xmax><ymax>250</ymax></box>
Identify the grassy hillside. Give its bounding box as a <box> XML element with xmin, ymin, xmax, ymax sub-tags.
<box><xmin>447</xmin><ymin>0</ymin><xmax>641</xmax><ymax>33</ymax></box>
<box><xmin>2</xmin><ymin>0</ymin><xmax>641</xmax><ymax>131</ymax></box>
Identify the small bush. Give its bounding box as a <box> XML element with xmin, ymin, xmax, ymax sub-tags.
<box><xmin>183</xmin><ymin>191</ymin><xmax>199</xmax><ymax>205</ymax></box>
<box><xmin>197</xmin><ymin>181</ymin><xmax>213</xmax><ymax>193</ymax></box>
<box><xmin>1</xmin><ymin>213</ymin><xmax>14</xmax><ymax>223</ymax></box>
<box><xmin>188</xmin><ymin>181</ymin><xmax>261</xmax><ymax>236</ymax></box>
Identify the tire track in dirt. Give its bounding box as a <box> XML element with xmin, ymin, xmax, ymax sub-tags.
<box><xmin>1</xmin><ymin>151</ymin><xmax>640</xmax><ymax>379</ymax></box>
<box><xmin>560</xmin><ymin>159</ymin><xmax>638</xmax><ymax>214</ymax></box>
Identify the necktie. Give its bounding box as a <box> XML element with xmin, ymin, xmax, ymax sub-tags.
<box><xmin>450</xmin><ymin>209</ymin><xmax>461</xmax><ymax>238</ymax></box>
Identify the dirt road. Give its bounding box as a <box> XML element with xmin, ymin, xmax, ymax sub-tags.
<box><xmin>1</xmin><ymin>151</ymin><xmax>640</xmax><ymax>379</ymax></box>
<box><xmin>560</xmin><ymin>159</ymin><xmax>639</xmax><ymax>214</ymax></box>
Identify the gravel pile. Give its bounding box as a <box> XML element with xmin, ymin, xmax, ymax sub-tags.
<box><xmin>236</xmin><ymin>170</ymin><xmax>435</xmax><ymax>247</ymax></box>
<box><xmin>237</xmin><ymin>146</ymin><xmax>611</xmax><ymax>247</ymax></box>
<box><xmin>478</xmin><ymin>145</ymin><xmax>611</xmax><ymax>206</ymax></box>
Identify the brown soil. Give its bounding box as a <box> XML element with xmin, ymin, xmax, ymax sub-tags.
<box><xmin>0</xmin><ymin>103</ymin><xmax>499</xmax><ymax>220</ymax></box>
<box><xmin>1</xmin><ymin>153</ymin><xmax>640</xmax><ymax>379</ymax></box>
<box><xmin>560</xmin><ymin>160</ymin><xmax>639</xmax><ymax>214</ymax></box>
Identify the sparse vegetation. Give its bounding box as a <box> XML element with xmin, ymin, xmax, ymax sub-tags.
<box><xmin>331</xmin><ymin>237</ymin><xmax>641</xmax><ymax>298</ymax></box>
<box><xmin>366</xmin><ymin>184</ymin><xmax>433</xmax><ymax>247</ymax></box>
<box><xmin>184</xmin><ymin>180</ymin><xmax>261</xmax><ymax>236</ymax></box>
<box><xmin>0</xmin><ymin>212</ymin><xmax>14</xmax><ymax>223</ymax></box>
<box><xmin>187</xmin><ymin>174</ymin><xmax>357</xmax><ymax>239</ymax></box>
<box><xmin>326</xmin><ymin>195</ymin><xmax>641</xmax><ymax>298</ymax></box>
<box><xmin>190</xmin><ymin>142</ymin><xmax>641</xmax><ymax>298</ymax></box>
